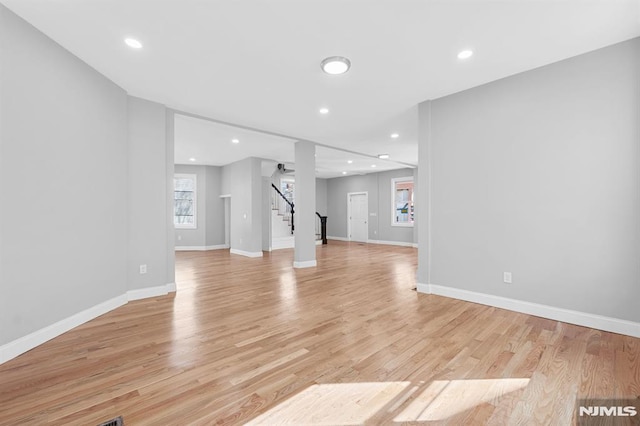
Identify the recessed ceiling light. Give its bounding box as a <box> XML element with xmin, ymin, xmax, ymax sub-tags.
<box><xmin>231</xmin><ymin>138</ymin><xmax>240</xmax><ymax>144</ymax></box>
<box><xmin>319</xmin><ymin>108</ymin><xmax>329</xmax><ymax>114</ymax></box>
<box><xmin>321</xmin><ymin>56</ymin><xmax>351</xmax><ymax>75</ymax></box>
<box><xmin>347</xmin><ymin>160</ymin><xmax>353</xmax><ymax>164</ymax></box>
<box><xmin>371</xmin><ymin>164</ymin><xmax>377</xmax><ymax>168</ymax></box>
<box><xmin>125</xmin><ymin>38</ymin><xmax>143</xmax><ymax>49</ymax></box>
<box><xmin>390</xmin><ymin>133</ymin><xmax>400</xmax><ymax>139</ymax></box>
<box><xmin>189</xmin><ymin>157</ymin><xmax>196</xmax><ymax>162</ymax></box>
<box><xmin>342</xmin><ymin>171</ymin><xmax>347</xmax><ymax>175</ymax></box>
<box><xmin>378</xmin><ymin>154</ymin><xmax>390</xmax><ymax>159</ymax></box>
<box><xmin>457</xmin><ymin>50</ymin><xmax>473</xmax><ymax>60</ymax></box>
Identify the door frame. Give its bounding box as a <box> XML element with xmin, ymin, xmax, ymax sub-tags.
<box><xmin>347</xmin><ymin>191</ymin><xmax>368</xmax><ymax>242</ymax></box>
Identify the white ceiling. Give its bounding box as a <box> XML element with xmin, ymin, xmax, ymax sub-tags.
<box><xmin>175</xmin><ymin>113</ymin><xmax>412</xmax><ymax>179</ymax></box>
<box><xmin>3</xmin><ymin>0</ymin><xmax>639</xmax><ymax>166</ymax></box>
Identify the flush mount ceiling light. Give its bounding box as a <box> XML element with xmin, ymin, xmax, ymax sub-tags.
<box><xmin>342</xmin><ymin>171</ymin><xmax>347</xmax><ymax>175</ymax></box>
<box><xmin>371</xmin><ymin>164</ymin><xmax>377</xmax><ymax>168</ymax></box>
<box><xmin>378</xmin><ymin>154</ymin><xmax>390</xmax><ymax>159</ymax></box>
<box><xmin>390</xmin><ymin>133</ymin><xmax>400</xmax><ymax>139</ymax></box>
<box><xmin>457</xmin><ymin>50</ymin><xmax>473</xmax><ymax>59</ymax></box>
<box><xmin>125</xmin><ymin>38</ymin><xmax>143</xmax><ymax>49</ymax></box>
<box><xmin>189</xmin><ymin>157</ymin><xmax>196</xmax><ymax>162</ymax></box>
<box><xmin>321</xmin><ymin>56</ymin><xmax>351</xmax><ymax>75</ymax></box>
<box><xmin>231</xmin><ymin>138</ymin><xmax>240</xmax><ymax>144</ymax></box>
<box><xmin>347</xmin><ymin>160</ymin><xmax>353</xmax><ymax>164</ymax></box>
<box><xmin>319</xmin><ymin>107</ymin><xmax>329</xmax><ymax>114</ymax></box>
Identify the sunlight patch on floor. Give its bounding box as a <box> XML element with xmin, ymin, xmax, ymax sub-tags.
<box><xmin>393</xmin><ymin>378</ymin><xmax>530</xmax><ymax>422</ymax></box>
<box><xmin>245</xmin><ymin>382</ymin><xmax>410</xmax><ymax>425</ymax></box>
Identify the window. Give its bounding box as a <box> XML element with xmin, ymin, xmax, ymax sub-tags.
<box><xmin>174</xmin><ymin>174</ymin><xmax>197</xmax><ymax>228</ymax></box>
<box><xmin>392</xmin><ymin>177</ymin><xmax>414</xmax><ymax>226</ymax></box>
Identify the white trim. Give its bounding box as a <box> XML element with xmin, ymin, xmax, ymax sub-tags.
<box><xmin>127</xmin><ymin>283</ymin><xmax>174</xmax><ymax>301</ymax></box>
<box><xmin>329</xmin><ymin>236</ymin><xmax>416</xmax><ymax>248</ymax></box>
<box><xmin>293</xmin><ymin>260</ymin><xmax>317</xmax><ymax>268</ymax></box>
<box><xmin>417</xmin><ymin>283</ymin><xmax>640</xmax><ymax>338</ymax></box>
<box><xmin>175</xmin><ymin>244</ymin><xmax>229</xmax><ymax>251</ymax></box>
<box><xmin>219</xmin><ymin>194</ymin><xmax>231</xmax><ymax>198</ymax></box>
<box><xmin>230</xmin><ymin>248</ymin><xmax>263</xmax><ymax>258</ymax></box>
<box><xmin>347</xmin><ymin>191</ymin><xmax>368</xmax><ymax>242</ymax></box>
<box><xmin>174</xmin><ymin>173</ymin><xmax>198</xmax><ymax>229</ymax></box>
<box><xmin>0</xmin><ymin>294</ymin><xmax>127</xmax><ymax>365</ymax></box>
<box><xmin>367</xmin><ymin>239</ymin><xmax>417</xmax><ymax>248</ymax></box>
<box><xmin>391</xmin><ymin>176</ymin><xmax>415</xmax><ymax>227</ymax></box>
<box><xmin>166</xmin><ymin>282</ymin><xmax>177</xmax><ymax>292</ymax></box>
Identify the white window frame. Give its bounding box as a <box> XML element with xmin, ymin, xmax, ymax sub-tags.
<box><xmin>174</xmin><ymin>173</ymin><xmax>197</xmax><ymax>229</ymax></box>
<box><xmin>391</xmin><ymin>176</ymin><xmax>414</xmax><ymax>227</ymax></box>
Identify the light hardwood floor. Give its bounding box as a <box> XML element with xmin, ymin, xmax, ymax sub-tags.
<box><xmin>1</xmin><ymin>241</ymin><xmax>639</xmax><ymax>425</ymax></box>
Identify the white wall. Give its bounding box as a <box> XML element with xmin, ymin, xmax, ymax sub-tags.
<box><xmin>1</xmin><ymin>5</ymin><xmax>128</xmax><ymax>345</ymax></box>
<box><xmin>418</xmin><ymin>37</ymin><xmax>640</xmax><ymax>325</ymax></box>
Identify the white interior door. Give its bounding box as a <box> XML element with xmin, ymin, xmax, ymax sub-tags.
<box><xmin>349</xmin><ymin>193</ymin><xmax>368</xmax><ymax>242</ymax></box>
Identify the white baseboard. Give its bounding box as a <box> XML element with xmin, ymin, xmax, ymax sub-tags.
<box><xmin>0</xmin><ymin>294</ymin><xmax>127</xmax><ymax>365</ymax></box>
<box><xmin>175</xmin><ymin>244</ymin><xmax>229</xmax><ymax>251</ymax></box>
<box><xmin>1</xmin><ymin>282</ymin><xmax>179</xmax><ymax>365</ymax></box>
<box><xmin>417</xmin><ymin>283</ymin><xmax>640</xmax><ymax>338</ymax></box>
<box><xmin>127</xmin><ymin>283</ymin><xmax>175</xmax><ymax>301</ymax></box>
<box><xmin>367</xmin><ymin>239</ymin><xmax>417</xmax><ymax>248</ymax></box>
<box><xmin>293</xmin><ymin>260</ymin><xmax>317</xmax><ymax>268</ymax></box>
<box><xmin>230</xmin><ymin>248</ymin><xmax>263</xmax><ymax>258</ymax></box>
<box><xmin>328</xmin><ymin>236</ymin><xmax>417</xmax><ymax>248</ymax></box>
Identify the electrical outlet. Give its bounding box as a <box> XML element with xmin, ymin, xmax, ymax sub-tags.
<box><xmin>503</xmin><ymin>272</ymin><xmax>512</xmax><ymax>284</ymax></box>
<box><xmin>140</xmin><ymin>264</ymin><xmax>147</xmax><ymax>274</ymax></box>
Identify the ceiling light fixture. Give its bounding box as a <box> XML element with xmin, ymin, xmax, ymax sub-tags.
<box><xmin>342</xmin><ymin>171</ymin><xmax>347</xmax><ymax>175</ymax></box>
<box><xmin>390</xmin><ymin>133</ymin><xmax>399</xmax><ymax>139</ymax></box>
<box><xmin>231</xmin><ymin>138</ymin><xmax>240</xmax><ymax>144</ymax></box>
<box><xmin>347</xmin><ymin>160</ymin><xmax>353</xmax><ymax>164</ymax></box>
<box><xmin>319</xmin><ymin>108</ymin><xmax>329</xmax><ymax>114</ymax></box>
<box><xmin>125</xmin><ymin>38</ymin><xmax>143</xmax><ymax>49</ymax></box>
<box><xmin>189</xmin><ymin>157</ymin><xmax>196</xmax><ymax>162</ymax></box>
<box><xmin>371</xmin><ymin>164</ymin><xmax>377</xmax><ymax>168</ymax></box>
<box><xmin>457</xmin><ymin>50</ymin><xmax>473</xmax><ymax>59</ymax></box>
<box><xmin>378</xmin><ymin>154</ymin><xmax>390</xmax><ymax>159</ymax></box>
<box><xmin>321</xmin><ymin>56</ymin><xmax>351</xmax><ymax>75</ymax></box>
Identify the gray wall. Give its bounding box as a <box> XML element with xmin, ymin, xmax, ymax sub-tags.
<box><xmin>222</xmin><ymin>157</ymin><xmax>263</xmax><ymax>254</ymax></box>
<box><xmin>204</xmin><ymin>166</ymin><xmax>225</xmax><ymax>247</ymax></box>
<box><xmin>326</xmin><ymin>168</ymin><xmax>416</xmax><ymax>244</ymax></box>
<box><xmin>316</xmin><ymin>178</ymin><xmax>328</xmax><ymax>216</ymax></box>
<box><xmin>419</xmin><ymin>37</ymin><xmax>640</xmax><ymax>322</ymax></box>
<box><xmin>127</xmin><ymin>97</ymin><xmax>171</xmax><ymax>291</ymax></box>
<box><xmin>174</xmin><ymin>164</ymin><xmax>225</xmax><ymax>248</ymax></box>
<box><xmin>1</xmin><ymin>5</ymin><xmax>175</xmax><ymax>352</ymax></box>
<box><xmin>1</xmin><ymin>5</ymin><xmax>128</xmax><ymax>344</ymax></box>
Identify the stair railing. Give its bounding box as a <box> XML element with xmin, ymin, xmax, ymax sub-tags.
<box><xmin>270</xmin><ymin>183</ymin><xmax>327</xmax><ymax>243</ymax></box>
<box><xmin>272</xmin><ymin>183</ymin><xmax>294</xmax><ymax>234</ymax></box>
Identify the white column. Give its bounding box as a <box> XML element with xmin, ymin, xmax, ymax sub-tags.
<box><xmin>293</xmin><ymin>141</ymin><xmax>317</xmax><ymax>268</ymax></box>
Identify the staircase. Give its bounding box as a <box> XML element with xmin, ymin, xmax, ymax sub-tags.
<box><xmin>270</xmin><ymin>183</ymin><xmax>327</xmax><ymax>250</ymax></box>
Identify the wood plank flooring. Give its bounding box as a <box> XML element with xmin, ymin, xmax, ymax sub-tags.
<box><xmin>1</xmin><ymin>241</ymin><xmax>639</xmax><ymax>425</ymax></box>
